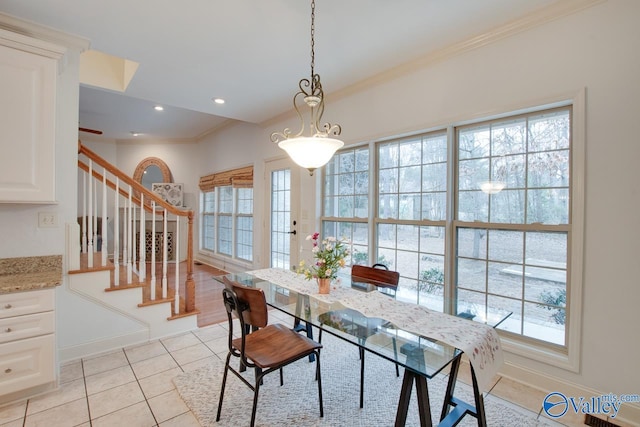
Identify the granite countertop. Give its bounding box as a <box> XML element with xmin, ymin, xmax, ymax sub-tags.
<box><xmin>0</xmin><ymin>255</ymin><xmax>62</xmax><ymax>294</ymax></box>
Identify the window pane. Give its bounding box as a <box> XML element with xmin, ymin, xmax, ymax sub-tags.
<box><xmin>203</xmin><ymin>214</ymin><xmax>215</xmax><ymax>251</ymax></box>
<box><xmin>217</xmin><ymin>215</ymin><xmax>232</xmax><ymax>255</ymax></box>
<box><xmin>218</xmin><ymin>186</ymin><xmax>233</xmax><ymax>213</ymax></box>
<box><xmin>236</xmin><ymin>216</ymin><xmax>253</xmax><ymax>261</ymax></box>
<box><xmin>325</xmin><ymin>147</ymin><xmax>368</xmax><ymax>219</ymax></box>
<box><xmin>237</xmin><ymin>188</ymin><xmax>253</xmax><ymax>214</ymax></box>
<box><xmin>528</xmin><ymin>110</ymin><xmax>570</xmax><ymax>151</ymax></box>
<box><xmin>527</xmin><ymin>189</ymin><xmax>568</xmax><ymax>224</ymax></box>
<box><xmin>489</xmin><ymin>189</ymin><xmax>525</xmax><ymax>223</ymax></box>
<box><xmin>377</xmin><ymin>224</ymin><xmax>445</xmax><ymax>312</ymax></box>
<box><xmin>203</xmin><ymin>191</ymin><xmax>215</xmax><ymax>212</ymax></box>
<box><xmin>457</xmin><ymin>258</ymin><xmax>486</xmax><ymax>292</ymax></box>
<box><xmin>422</xmin><ymin>163</ymin><xmax>446</xmax><ymax>192</ymax></box>
<box><xmin>399</xmin><ymin>139</ymin><xmax>422</xmax><ymax>166</ymax></box>
<box><xmin>458</xmin><ymin>126</ymin><xmax>490</xmax><ymax>160</ymax></box>
<box><xmin>456</xmin><ymin>228</ymin><xmax>487</xmax><ymax>260</ymax></box>
<box><xmin>322</xmin><ymin>220</ymin><xmax>368</xmax><ymax>267</ymax></box>
<box><xmin>491</xmin><ymin>118</ymin><xmax>526</xmax><ymax>156</ymax></box>
<box><xmin>458</xmin><ymin>191</ymin><xmax>488</xmax><ymax>222</ymax></box>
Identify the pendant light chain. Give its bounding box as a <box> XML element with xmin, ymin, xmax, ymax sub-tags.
<box><xmin>310</xmin><ymin>0</ymin><xmax>315</xmax><ymax>83</ymax></box>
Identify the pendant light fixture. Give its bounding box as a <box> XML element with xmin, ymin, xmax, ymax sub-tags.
<box><xmin>270</xmin><ymin>0</ymin><xmax>343</xmax><ymax>176</ymax></box>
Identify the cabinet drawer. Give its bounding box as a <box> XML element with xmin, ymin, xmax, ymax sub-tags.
<box><xmin>0</xmin><ymin>289</ymin><xmax>54</xmax><ymax>319</ymax></box>
<box><xmin>0</xmin><ymin>335</ymin><xmax>55</xmax><ymax>396</ymax></box>
<box><xmin>0</xmin><ymin>312</ymin><xmax>54</xmax><ymax>344</ymax></box>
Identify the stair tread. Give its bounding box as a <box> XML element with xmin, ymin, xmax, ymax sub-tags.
<box><xmin>74</xmin><ymin>252</ymin><xmax>203</xmax><ymax>319</ymax></box>
<box><xmin>108</xmin><ymin>260</ymin><xmax>194</xmax><ymax>318</ymax></box>
<box><xmin>69</xmin><ymin>253</ymin><xmax>114</xmax><ymax>274</ymax></box>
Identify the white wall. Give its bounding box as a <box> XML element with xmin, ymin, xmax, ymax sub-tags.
<box><xmin>114</xmin><ymin>139</ymin><xmax>200</xmax><ymax>209</ymax></box>
<box><xmin>196</xmin><ymin>0</ymin><xmax>640</xmax><ymax>416</ymax></box>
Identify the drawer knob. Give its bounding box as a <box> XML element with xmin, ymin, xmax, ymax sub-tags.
<box><xmin>4</xmin><ymin>368</ymin><xmax>11</xmax><ymax>374</ymax></box>
<box><xmin>5</xmin><ymin>327</ymin><xmax>11</xmax><ymax>333</ymax></box>
<box><xmin>4</xmin><ymin>304</ymin><xmax>11</xmax><ymax>309</ymax></box>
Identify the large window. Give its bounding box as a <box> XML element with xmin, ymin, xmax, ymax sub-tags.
<box><xmin>376</xmin><ymin>133</ymin><xmax>448</xmax><ymax>311</ymax></box>
<box><xmin>321</xmin><ymin>105</ymin><xmax>576</xmax><ymax>350</ymax></box>
<box><xmin>199</xmin><ymin>166</ymin><xmax>254</xmax><ymax>262</ymax></box>
<box><xmin>322</xmin><ymin>147</ymin><xmax>369</xmax><ymax>266</ymax></box>
<box><xmin>455</xmin><ymin>108</ymin><xmax>570</xmax><ymax>345</ymax></box>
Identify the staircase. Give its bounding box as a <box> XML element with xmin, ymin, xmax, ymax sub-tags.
<box><xmin>67</xmin><ymin>142</ymin><xmax>199</xmax><ymax>339</ymax></box>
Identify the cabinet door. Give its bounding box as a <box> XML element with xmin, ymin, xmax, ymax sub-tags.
<box><xmin>0</xmin><ymin>335</ymin><xmax>55</xmax><ymax>395</ymax></box>
<box><xmin>0</xmin><ymin>42</ymin><xmax>57</xmax><ymax>203</ymax></box>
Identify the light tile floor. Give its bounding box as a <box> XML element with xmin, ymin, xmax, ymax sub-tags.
<box><xmin>0</xmin><ymin>311</ymin><xmax>613</xmax><ymax>427</ymax></box>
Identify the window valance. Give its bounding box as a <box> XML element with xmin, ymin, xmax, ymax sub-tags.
<box><xmin>199</xmin><ymin>165</ymin><xmax>253</xmax><ymax>191</ymax></box>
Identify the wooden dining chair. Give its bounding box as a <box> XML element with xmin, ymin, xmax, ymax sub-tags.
<box><xmin>319</xmin><ymin>264</ymin><xmax>401</xmax><ymax>408</ymax></box>
<box><xmin>216</xmin><ymin>279</ymin><xmax>324</xmax><ymax>427</ymax></box>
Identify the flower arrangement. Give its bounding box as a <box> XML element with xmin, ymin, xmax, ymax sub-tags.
<box><xmin>297</xmin><ymin>232</ymin><xmax>349</xmax><ymax>281</ymax></box>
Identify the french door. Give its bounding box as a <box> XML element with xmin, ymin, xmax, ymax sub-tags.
<box><xmin>265</xmin><ymin>158</ymin><xmax>300</xmax><ymax>270</ymax></box>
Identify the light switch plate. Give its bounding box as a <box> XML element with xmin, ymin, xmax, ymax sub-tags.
<box><xmin>38</xmin><ymin>212</ymin><xmax>58</xmax><ymax>228</ymax></box>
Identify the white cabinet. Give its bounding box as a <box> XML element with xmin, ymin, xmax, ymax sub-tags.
<box><xmin>0</xmin><ymin>289</ymin><xmax>56</xmax><ymax>398</ymax></box>
<box><xmin>0</xmin><ymin>29</ymin><xmax>65</xmax><ymax>203</ymax></box>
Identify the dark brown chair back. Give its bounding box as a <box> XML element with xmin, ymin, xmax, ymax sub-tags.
<box><xmin>351</xmin><ymin>264</ymin><xmax>400</xmax><ymax>290</ymax></box>
<box><xmin>222</xmin><ymin>276</ymin><xmax>268</xmax><ymax>328</ymax></box>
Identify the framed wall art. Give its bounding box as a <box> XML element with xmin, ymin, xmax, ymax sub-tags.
<box><xmin>152</xmin><ymin>183</ymin><xmax>183</xmax><ymax>207</ymax></box>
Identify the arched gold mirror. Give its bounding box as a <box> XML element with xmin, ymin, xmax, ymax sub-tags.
<box><xmin>133</xmin><ymin>157</ymin><xmax>172</xmax><ymax>190</ymax></box>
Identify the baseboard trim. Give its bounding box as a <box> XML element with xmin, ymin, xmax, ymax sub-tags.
<box><xmin>57</xmin><ymin>329</ymin><xmax>150</xmax><ymax>363</ymax></box>
<box><xmin>499</xmin><ymin>361</ymin><xmax>640</xmax><ymax>426</ymax></box>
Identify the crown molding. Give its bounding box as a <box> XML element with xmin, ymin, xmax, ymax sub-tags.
<box><xmin>0</xmin><ymin>12</ymin><xmax>90</xmax><ymax>52</ymax></box>
<box><xmin>330</xmin><ymin>0</ymin><xmax>606</xmax><ymax>104</ymax></box>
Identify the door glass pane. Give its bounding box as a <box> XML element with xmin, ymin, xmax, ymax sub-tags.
<box><xmin>271</xmin><ymin>168</ymin><xmax>291</xmax><ymax>268</ymax></box>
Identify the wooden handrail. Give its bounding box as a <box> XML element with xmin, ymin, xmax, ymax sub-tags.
<box><xmin>78</xmin><ymin>140</ymin><xmax>196</xmax><ymax>316</ymax></box>
<box><xmin>79</xmin><ymin>142</ymin><xmax>189</xmax><ymax>217</ymax></box>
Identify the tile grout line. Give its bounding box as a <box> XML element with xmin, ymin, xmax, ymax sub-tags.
<box><xmin>80</xmin><ymin>356</ymin><xmax>93</xmax><ymax>426</ymax></box>
<box><xmin>122</xmin><ymin>344</ymin><xmax>160</xmax><ymax>426</ymax></box>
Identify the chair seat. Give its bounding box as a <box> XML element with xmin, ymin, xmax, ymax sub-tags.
<box><xmin>232</xmin><ymin>323</ymin><xmax>322</xmax><ymax>369</ymax></box>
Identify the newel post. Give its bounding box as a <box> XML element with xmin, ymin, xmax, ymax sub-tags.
<box><xmin>185</xmin><ymin>211</ymin><xmax>196</xmax><ymax>312</ymax></box>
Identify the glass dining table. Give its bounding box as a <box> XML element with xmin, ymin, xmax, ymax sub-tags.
<box><xmin>215</xmin><ymin>269</ymin><xmax>511</xmax><ymax>427</ymax></box>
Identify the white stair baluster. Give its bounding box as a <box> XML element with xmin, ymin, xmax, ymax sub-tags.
<box><xmin>132</xmin><ymin>202</ymin><xmax>137</xmax><ymax>274</ymax></box>
<box><xmin>81</xmin><ymin>172</ymin><xmax>87</xmax><ymax>253</ymax></box>
<box><xmin>150</xmin><ymin>201</ymin><xmax>156</xmax><ymax>300</ymax></box>
<box><xmin>93</xmin><ymin>180</ymin><xmax>98</xmax><ymax>253</ymax></box>
<box><xmin>114</xmin><ymin>178</ymin><xmax>120</xmax><ymax>286</ymax></box>
<box><xmin>162</xmin><ymin>208</ymin><xmax>168</xmax><ymax>299</ymax></box>
<box><xmin>101</xmin><ymin>168</ymin><xmax>108</xmax><ymax>266</ymax></box>
<box><xmin>87</xmin><ymin>160</ymin><xmax>94</xmax><ymax>267</ymax></box>
<box><xmin>174</xmin><ymin>215</ymin><xmax>180</xmax><ymax>314</ymax></box>
<box><xmin>139</xmin><ymin>194</ymin><xmax>146</xmax><ymax>282</ymax></box>
<box><xmin>126</xmin><ymin>186</ymin><xmax>133</xmax><ymax>283</ymax></box>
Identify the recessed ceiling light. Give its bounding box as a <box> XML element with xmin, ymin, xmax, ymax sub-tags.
<box><xmin>213</xmin><ymin>98</ymin><xmax>225</xmax><ymax>104</ymax></box>
<box><xmin>154</xmin><ymin>105</ymin><xmax>164</xmax><ymax>111</ymax></box>
<box><xmin>131</xmin><ymin>132</ymin><xmax>141</xmax><ymax>136</ymax></box>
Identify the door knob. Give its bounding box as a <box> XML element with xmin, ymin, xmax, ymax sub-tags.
<box><xmin>287</xmin><ymin>230</ymin><xmax>297</xmax><ymax>235</ymax></box>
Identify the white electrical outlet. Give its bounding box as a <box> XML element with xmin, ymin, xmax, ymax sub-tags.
<box><xmin>38</xmin><ymin>212</ymin><xmax>58</xmax><ymax>228</ymax></box>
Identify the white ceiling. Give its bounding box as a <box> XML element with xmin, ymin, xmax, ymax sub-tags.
<box><xmin>0</xmin><ymin>0</ymin><xmax>563</xmax><ymax>141</ymax></box>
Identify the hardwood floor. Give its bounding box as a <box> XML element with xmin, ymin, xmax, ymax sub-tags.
<box><xmin>166</xmin><ymin>260</ymin><xmax>228</xmax><ymax>327</ymax></box>
<box><xmin>187</xmin><ymin>261</ymin><xmax>228</xmax><ymax>327</ymax></box>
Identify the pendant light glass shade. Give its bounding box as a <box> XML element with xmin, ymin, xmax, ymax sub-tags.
<box><xmin>278</xmin><ymin>137</ymin><xmax>344</xmax><ymax>174</ymax></box>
